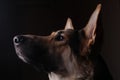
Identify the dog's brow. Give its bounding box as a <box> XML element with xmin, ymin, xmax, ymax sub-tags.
<box><xmin>57</xmin><ymin>31</ymin><xmax>64</xmax><ymax>34</ymax></box>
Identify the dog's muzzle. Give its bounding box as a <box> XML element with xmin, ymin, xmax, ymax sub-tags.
<box><xmin>13</xmin><ymin>35</ymin><xmax>31</xmax><ymax>63</ymax></box>
<box><xmin>13</xmin><ymin>35</ymin><xmax>49</xmax><ymax>65</ymax></box>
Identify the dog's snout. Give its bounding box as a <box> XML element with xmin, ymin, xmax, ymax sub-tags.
<box><xmin>13</xmin><ymin>35</ymin><xmax>26</xmax><ymax>44</ymax></box>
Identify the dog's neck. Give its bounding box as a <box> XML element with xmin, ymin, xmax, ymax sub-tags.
<box><xmin>48</xmin><ymin>61</ymin><xmax>83</xmax><ymax>80</ymax></box>
<box><xmin>48</xmin><ymin>72</ymin><xmax>84</xmax><ymax>80</ymax></box>
<box><xmin>48</xmin><ymin>64</ymin><xmax>93</xmax><ymax>80</ymax></box>
<box><xmin>48</xmin><ymin>52</ymin><xmax>94</xmax><ymax>80</ymax></box>
<box><xmin>48</xmin><ymin>57</ymin><xmax>93</xmax><ymax>80</ymax></box>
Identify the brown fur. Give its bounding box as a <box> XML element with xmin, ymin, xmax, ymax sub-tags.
<box><xmin>13</xmin><ymin>4</ymin><xmax>112</xmax><ymax>80</ymax></box>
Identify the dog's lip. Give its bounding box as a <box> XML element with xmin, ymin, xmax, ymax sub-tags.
<box><xmin>14</xmin><ymin>47</ymin><xmax>30</xmax><ymax>64</ymax></box>
<box><xmin>17</xmin><ymin>53</ymin><xmax>32</xmax><ymax>64</ymax></box>
<box><xmin>18</xmin><ymin>55</ymin><xmax>29</xmax><ymax>63</ymax></box>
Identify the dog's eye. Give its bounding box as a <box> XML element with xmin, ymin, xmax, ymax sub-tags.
<box><xmin>55</xmin><ymin>35</ymin><xmax>64</xmax><ymax>41</ymax></box>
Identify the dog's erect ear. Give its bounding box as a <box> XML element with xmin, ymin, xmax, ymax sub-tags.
<box><xmin>79</xmin><ymin>4</ymin><xmax>101</xmax><ymax>56</ymax></box>
<box><xmin>64</xmin><ymin>18</ymin><xmax>74</xmax><ymax>30</ymax></box>
<box><xmin>83</xmin><ymin>4</ymin><xmax>101</xmax><ymax>40</ymax></box>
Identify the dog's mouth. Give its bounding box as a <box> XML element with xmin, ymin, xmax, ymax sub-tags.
<box><xmin>14</xmin><ymin>46</ymin><xmax>30</xmax><ymax>63</ymax></box>
<box><xmin>17</xmin><ymin>53</ymin><xmax>29</xmax><ymax>63</ymax></box>
<box><xmin>13</xmin><ymin>35</ymin><xmax>35</xmax><ymax>64</ymax></box>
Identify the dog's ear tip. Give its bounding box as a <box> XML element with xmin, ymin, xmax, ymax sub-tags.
<box><xmin>67</xmin><ymin>17</ymin><xmax>72</xmax><ymax>22</ymax></box>
<box><xmin>64</xmin><ymin>17</ymin><xmax>74</xmax><ymax>30</ymax></box>
<box><xmin>67</xmin><ymin>17</ymin><xmax>71</xmax><ymax>19</ymax></box>
<box><xmin>97</xmin><ymin>4</ymin><xmax>102</xmax><ymax>10</ymax></box>
<box><xmin>98</xmin><ymin>4</ymin><xmax>102</xmax><ymax>7</ymax></box>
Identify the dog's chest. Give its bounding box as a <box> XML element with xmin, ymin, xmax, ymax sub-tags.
<box><xmin>48</xmin><ymin>72</ymin><xmax>62</xmax><ymax>80</ymax></box>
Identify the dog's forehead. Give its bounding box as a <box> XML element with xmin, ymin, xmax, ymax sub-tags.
<box><xmin>52</xmin><ymin>29</ymin><xmax>75</xmax><ymax>36</ymax></box>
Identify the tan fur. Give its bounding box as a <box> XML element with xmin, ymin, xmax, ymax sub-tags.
<box><xmin>13</xmin><ymin>4</ymin><xmax>102</xmax><ymax>80</ymax></box>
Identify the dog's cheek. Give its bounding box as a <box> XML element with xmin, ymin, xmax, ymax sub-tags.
<box><xmin>37</xmin><ymin>47</ymin><xmax>64</xmax><ymax>72</ymax></box>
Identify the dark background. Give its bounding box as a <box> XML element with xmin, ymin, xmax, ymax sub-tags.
<box><xmin>0</xmin><ymin>0</ymin><xmax>120</xmax><ymax>80</ymax></box>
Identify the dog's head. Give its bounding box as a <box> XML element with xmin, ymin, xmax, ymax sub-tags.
<box><xmin>13</xmin><ymin>4</ymin><xmax>101</xmax><ymax>77</ymax></box>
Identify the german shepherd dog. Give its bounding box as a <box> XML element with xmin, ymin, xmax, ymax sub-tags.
<box><xmin>13</xmin><ymin>4</ymin><xmax>113</xmax><ymax>80</ymax></box>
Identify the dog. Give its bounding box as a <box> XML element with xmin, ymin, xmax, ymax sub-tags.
<box><xmin>13</xmin><ymin>4</ymin><xmax>113</xmax><ymax>80</ymax></box>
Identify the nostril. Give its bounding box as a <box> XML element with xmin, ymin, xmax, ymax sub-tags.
<box><xmin>14</xmin><ymin>35</ymin><xmax>25</xmax><ymax>44</ymax></box>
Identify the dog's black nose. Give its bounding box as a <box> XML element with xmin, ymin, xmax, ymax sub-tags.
<box><xmin>13</xmin><ymin>35</ymin><xmax>25</xmax><ymax>44</ymax></box>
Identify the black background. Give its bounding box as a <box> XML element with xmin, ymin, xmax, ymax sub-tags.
<box><xmin>0</xmin><ymin>0</ymin><xmax>120</xmax><ymax>80</ymax></box>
